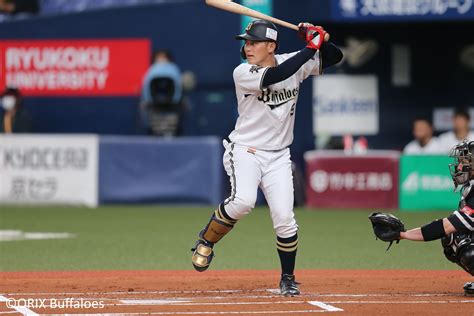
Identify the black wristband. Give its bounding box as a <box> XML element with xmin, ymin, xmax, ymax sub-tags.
<box><xmin>421</xmin><ymin>219</ymin><xmax>445</xmax><ymax>241</ymax></box>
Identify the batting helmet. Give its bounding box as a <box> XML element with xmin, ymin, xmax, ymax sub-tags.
<box><xmin>236</xmin><ymin>20</ymin><xmax>279</xmax><ymax>59</ymax></box>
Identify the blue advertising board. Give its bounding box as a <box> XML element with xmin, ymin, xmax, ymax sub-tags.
<box><xmin>332</xmin><ymin>0</ymin><xmax>474</xmax><ymax>22</ymax></box>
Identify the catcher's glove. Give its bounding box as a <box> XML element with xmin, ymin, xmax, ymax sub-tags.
<box><xmin>368</xmin><ymin>212</ymin><xmax>406</xmax><ymax>250</ymax></box>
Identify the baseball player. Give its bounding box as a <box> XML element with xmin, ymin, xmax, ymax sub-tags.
<box><xmin>369</xmin><ymin>140</ymin><xmax>474</xmax><ymax>296</ymax></box>
<box><xmin>191</xmin><ymin>19</ymin><xmax>343</xmax><ymax>296</ymax></box>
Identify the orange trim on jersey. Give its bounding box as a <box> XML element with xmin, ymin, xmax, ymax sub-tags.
<box><xmin>247</xmin><ymin>147</ymin><xmax>256</xmax><ymax>155</ymax></box>
<box><xmin>460</xmin><ymin>205</ymin><xmax>474</xmax><ymax>216</ymax></box>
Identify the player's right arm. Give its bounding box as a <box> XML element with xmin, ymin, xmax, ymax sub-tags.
<box><xmin>234</xmin><ymin>26</ymin><xmax>340</xmax><ymax>93</ymax></box>
<box><xmin>261</xmin><ymin>26</ymin><xmax>335</xmax><ymax>88</ymax></box>
<box><xmin>233</xmin><ymin>47</ymin><xmax>320</xmax><ymax>93</ymax></box>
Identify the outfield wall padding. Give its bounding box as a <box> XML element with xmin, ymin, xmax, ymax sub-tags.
<box><xmin>99</xmin><ymin>136</ymin><xmax>224</xmax><ymax>205</ymax></box>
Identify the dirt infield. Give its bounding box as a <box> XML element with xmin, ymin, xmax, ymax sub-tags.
<box><xmin>0</xmin><ymin>270</ymin><xmax>473</xmax><ymax>315</ymax></box>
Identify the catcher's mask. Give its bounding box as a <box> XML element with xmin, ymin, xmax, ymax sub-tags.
<box><xmin>449</xmin><ymin>140</ymin><xmax>474</xmax><ymax>190</ymax></box>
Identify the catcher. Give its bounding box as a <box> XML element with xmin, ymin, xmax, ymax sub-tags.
<box><xmin>369</xmin><ymin>140</ymin><xmax>474</xmax><ymax>296</ymax></box>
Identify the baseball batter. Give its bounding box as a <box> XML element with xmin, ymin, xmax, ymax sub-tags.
<box><xmin>369</xmin><ymin>140</ymin><xmax>474</xmax><ymax>296</ymax></box>
<box><xmin>191</xmin><ymin>20</ymin><xmax>343</xmax><ymax>296</ymax></box>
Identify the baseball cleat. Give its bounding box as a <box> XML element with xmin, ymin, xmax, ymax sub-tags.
<box><xmin>464</xmin><ymin>282</ymin><xmax>474</xmax><ymax>296</ymax></box>
<box><xmin>279</xmin><ymin>274</ymin><xmax>300</xmax><ymax>297</ymax></box>
<box><xmin>191</xmin><ymin>239</ymin><xmax>214</xmax><ymax>272</ymax></box>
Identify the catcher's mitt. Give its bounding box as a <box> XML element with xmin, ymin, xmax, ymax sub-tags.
<box><xmin>368</xmin><ymin>212</ymin><xmax>406</xmax><ymax>250</ymax></box>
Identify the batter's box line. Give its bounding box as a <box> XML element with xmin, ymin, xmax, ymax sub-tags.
<box><xmin>61</xmin><ymin>311</ymin><xmax>341</xmax><ymax>315</ymax></box>
<box><xmin>325</xmin><ymin>300</ymin><xmax>474</xmax><ymax>304</ymax></box>
<box><xmin>2</xmin><ymin>289</ymin><xmax>257</xmax><ymax>296</ymax></box>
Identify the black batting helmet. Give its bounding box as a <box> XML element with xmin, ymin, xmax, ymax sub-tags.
<box><xmin>236</xmin><ymin>19</ymin><xmax>279</xmax><ymax>44</ymax></box>
<box><xmin>236</xmin><ymin>20</ymin><xmax>278</xmax><ymax>59</ymax></box>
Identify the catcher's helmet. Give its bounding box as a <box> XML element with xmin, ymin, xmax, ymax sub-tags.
<box><xmin>236</xmin><ymin>20</ymin><xmax>279</xmax><ymax>59</ymax></box>
<box><xmin>449</xmin><ymin>140</ymin><xmax>474</xmax><ymax>189</ymax></box>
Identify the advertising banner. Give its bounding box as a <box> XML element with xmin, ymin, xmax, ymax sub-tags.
<box><xmin>332</xmin><ymin>0</ymin><xmax>474</xmax><ymax>22</ymax></box>
<box><xmin>0</xmin><ymin>135</ymin><xmax>98</xmax><ymax>207</ymax></box>
<box><xmin>241</xmin><ymin>0</ymin><xmax>273</xmax><ymax>29</ymax></box>
<box><xmin>305</xmin><ymin>151</ymin><xmax>399</xmax><ymax>209</ymax></box>
<box><xmin>0</xmin><ymin>39</ymin><xmax>150</xmax><ymax>96</ymax></box>
<box><xmin>399</xmin><ymin>155</ymin><xmax>459</xmax><ymax>210</ymax></box>
<box><xmin>313</xmin><ymin>75</ymin><xmax>379</xmax><ymax>136</ymax></box>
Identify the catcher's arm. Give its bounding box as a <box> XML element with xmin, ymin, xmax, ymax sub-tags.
<box><xmin>400</xmin><ymin>218</ymin><xmax>457</xmax><ymax>241</ymax></box>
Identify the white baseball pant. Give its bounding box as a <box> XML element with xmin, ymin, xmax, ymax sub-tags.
<box><xmin>221</xmin><ymin>140</ymin><xmax>297</xmax><ymax>238</ymax></box>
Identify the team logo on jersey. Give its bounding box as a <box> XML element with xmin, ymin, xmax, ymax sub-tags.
<box><xmin>258</xmin><ymin>87</ymin><xmax>299</xmax><ymax>109</ymax></box>
<box><xmin>249</xmin><ymin>65</ymin><xmax>263</xmax><ymax>74</ymax></box>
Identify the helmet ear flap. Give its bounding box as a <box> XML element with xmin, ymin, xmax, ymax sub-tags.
<box><xmin>240</xmin><ymin>45</ymin><xmax>246</xmax><ymax>59</ymax></box>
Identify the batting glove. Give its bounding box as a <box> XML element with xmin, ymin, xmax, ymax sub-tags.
<box><xmin>298</xmin><ymin>24</ymin><xmax>329</xmax><ymax>50</ymax></box>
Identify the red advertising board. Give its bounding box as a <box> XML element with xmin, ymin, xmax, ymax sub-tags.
<box><xmin>0</xmin><ymin>39</ymin><xmax>151</xmax><ymax>96</ymax></box>
<box><xmin>305</xmin><ymin>151</ymin><xmax>400</xmax><ymax>209</ymax></box>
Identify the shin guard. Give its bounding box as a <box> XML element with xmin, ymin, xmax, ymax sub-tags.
<box><xmin>192</xmin><ymin>204</ymin><xmax>237</xmax><ymax>272</ymax></box>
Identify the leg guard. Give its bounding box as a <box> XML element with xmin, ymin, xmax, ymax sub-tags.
<box><xmin>458</xmin><ymin>242</ymin><xmax>474</xmax><ymax>276</ymax></box>
<box><xmin>441</xmin><ymin>232</ymin><xmax>474</xmax><ymax>274</ymax></box>
<box><xmin>191</xmin><ymin>204</ymin><xmax>237</xmax><ymax>272</ymax></box>
<box><xmin>200</xmin><ymin>204</ymin><xmax>237</xmax><ymax>244</ymax></box>
<box><xmin>442</xmin><ymin>232</ymin><xmax>474</xmax><ymax>295</ymax></box>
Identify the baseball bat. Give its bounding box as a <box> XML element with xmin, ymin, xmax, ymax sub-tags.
<box><xmin>205</xmin><ymin>0</ymin><xmax>299</xmax><ymax>31</ymax></box>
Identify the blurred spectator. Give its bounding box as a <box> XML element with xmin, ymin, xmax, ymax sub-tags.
<box><xmin>437</xmin><ymin>108</ymin><xmax>474</xmax><ymax>153</ymax></box>
<box><xmin>403</xmin><ymin>117</ymin><xmax>440</xmax><ymax>154</ymax></box>
<box><xmin>0</xmin><ymin>0</ymin><xmax>39</xmax><ymax>15</ymax></box>
<box><xmin>139</xmin><ymin>49</ymin><xmax>183</xmax><ymax>136</ymax></box>
<box><xmin>0</xmin><ymin>86</ymin><xmax>32</xmax><ymax>133</ymax></box>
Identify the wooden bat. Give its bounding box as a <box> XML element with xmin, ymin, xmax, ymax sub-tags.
<box><xmin>205</xmin><ymin>0</ymin><xmax>299</xmax><ymax>31</ymax></box>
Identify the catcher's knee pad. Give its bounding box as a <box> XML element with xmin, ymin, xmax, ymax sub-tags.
<box><xmin>441</xmin><ymin>234</ymin><xmax>458</xmax><ymax>263</ymax></box>
<box><xmin>443</xmin><ymin>232</ymin><xmax>474</xmax><ymax>275</ymax></box>
<box><xmin>459</xmin><ymin>244</ymin><xmax>474</xmax><ymax>276</ymax></box>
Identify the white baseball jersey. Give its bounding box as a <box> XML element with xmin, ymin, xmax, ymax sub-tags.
<box><xmin>229</xmin><ymin>51</ymin><xmax>321</xmax><ymax>151</ymax></box>
<box><xmin>437</xmin><ymin>131</ymin><xmax>474</xmax><ymax>154</ymax></box>
<box><xmin>403</xmin><ymin>138</ymin><xmax>442</xmax><ymax>155</ymax></box>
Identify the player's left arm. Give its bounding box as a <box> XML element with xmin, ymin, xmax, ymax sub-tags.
<box><xmin>320</xmin><ymin>41</ymin><xmax>343</xmax><ymax>69</ymax></box>
<box><xmin>400</xmin><ymin>218</ymin><xmax>457</xmax><ymax>241</ymax></box>
<box><xmin>398</xmin><ymin>190</ymin><xmax>474</xmax><ymax>241</ymax></box>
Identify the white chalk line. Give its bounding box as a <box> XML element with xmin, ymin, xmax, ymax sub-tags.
<box><xmin>116</xmin><ymin>299</ymin><xmax>474</xmax><ymax>306</ymax></box>
<box><xmin>3</xmin><ymin>289</ymin><xmax>254</xmax><ymax>296</ymax></box>
<box><xmin>308</xmin><ymin>301</ymin><xmax>344</xmax><ymax>312</ymax></box>
<box><xmin>325</xmin><ymin>300</ymin><xmax>474</xmax><ymax>304</ymax></box>
<box><xmin>0</xmin><ymin>295</ymin><xmax>38</xmax><ymax>316</ymax></box>
<box><xmin>1</xmin><ymin>289</ymin><xmax>462</xmax><ymax>298</ymax></box>
<box><xmin>57</xmin><ymin>311</ymin><xmax>336</xmax><ymax>315</ymax></box>
<box><xmin>118</xmin><ymin>300</ymin><xmax>326</xmax><ymax>306</ymax></box>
